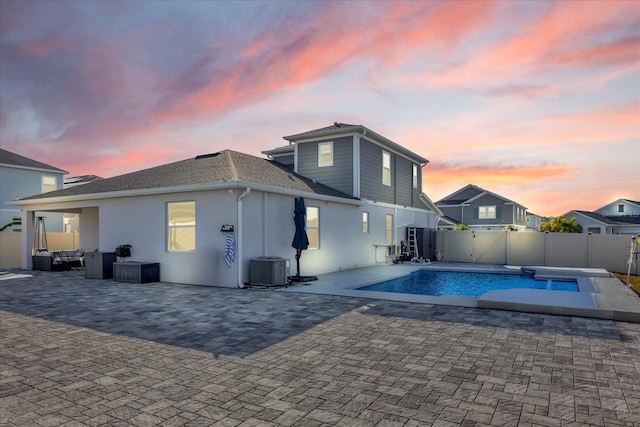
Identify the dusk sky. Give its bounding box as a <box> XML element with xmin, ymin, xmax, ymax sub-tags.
<box><xmin>1</xmin><ymin>0</ymin><xmax>638</xmax><ymax>216</ymax></box>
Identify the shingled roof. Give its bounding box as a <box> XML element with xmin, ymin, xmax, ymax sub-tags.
<box><xmin>0</xmin><ymin>148</ymin><xmax>68</xmax><ymax>174</ymax></box>
<box><xmin>283</xmin><ymin>123</ymin><xmax>428</xmax><ymax>164</ymax></box>
<box><xmin>17</xmin><ymin>150</ymin><xmax>355</xmax><ymax>202</ymax></box>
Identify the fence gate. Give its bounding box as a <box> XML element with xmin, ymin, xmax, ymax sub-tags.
<box><xmin>443</xmin><ymin>231</ymin><xmax>474</xmax><ymax>262</ymax></box>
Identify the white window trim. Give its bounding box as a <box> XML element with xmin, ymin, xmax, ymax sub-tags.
<box><xmin>318</xmin><ymin>141</ymin><xmax>333</xmax><ymax>167</ymax></box>
<box><xmin>478</xmin><ymin>206</ymin><xmax>496</xmax><ymax>219</ymax></box>
<box><xmin>307</xmin><ymin>206</ymin><xmax>320</xmax><ymax>250</ymax></box>
<box><xmin>167</xmin><ymin>201</ymin><xmax>196</xmax><ymax>252</ymax></box>
<box><xmin>382</xmin><ymin>151</ymin><xmax>391</xmax><ymax>186</ymax></box>
<box><xmin>42</xmin><ymin>175</ymin><xmax>56</xmax><ymax>193</ymax></box>
<box><xmin>385</xmin><ymin>214</ymin><xmax>393</xmax><ymax>245</ymax></box>
<box><xmin>412</xmin><ymin>164</ymin><xmax>418</xmax><ymax>188</ymax></box>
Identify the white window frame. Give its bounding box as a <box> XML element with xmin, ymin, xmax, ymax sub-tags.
<box><xmin>306</xmin><ymin>206</ymin><xmax>320</xmax><ymax>250</ymax></box>
<box><xmin>42</xmin><ymin>175</ymin><xmax>56</xmax><ymax>193</ymax></box>
<box><xmin>318</xmin><ymin>142</ymin><xmax>333</xmax><ymax>167</ymax></box>
<box><xmin>382</xmin><ymin>151</ymin><xmax>391</xmax><ymax>186</ymax></box>
<box><xmin>412</xmin><ymin>164</ymin><xmax>418</xmax><ymax>188</ymax></box>
<box><xmin>167</xmin><ymin>201</ymin><xmax>196</xmax><ymax>252</ymax></box>
<box><xmin>362</xmin><ymin>212</ymin><xmax>369</xmax><ymax>233</ymax></box>
<box><xmin>385</xmin><ymin>214</ymin><xmax>393</xmax><ymax>245</ymax></box>
<box><xmin>478</xmin><ymin>206</ymin><xmax>496</xmax><ymax>219</ymax></box>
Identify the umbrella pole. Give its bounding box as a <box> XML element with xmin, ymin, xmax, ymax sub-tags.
<box><xmin>295</xmin><ymin>249</ymin><xmax>301</xmax><ymax>276</ymax></box>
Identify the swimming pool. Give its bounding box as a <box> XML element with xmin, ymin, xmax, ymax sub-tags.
<box><xmin>355</xmin><ymin>270</ymin><xmax>578</xmax><ymax>297</ymax></box>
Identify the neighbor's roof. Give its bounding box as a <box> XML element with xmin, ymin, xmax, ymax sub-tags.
<box><xmin>0</xmin><ymin>148</ymin><xmax>68</xmax><ymax>174</ymax></box>
<box><xmin>436</xmin><ymin>184</ymin><xmax>527</xmax><ymax>208</ymax></box>
<box><xmin>568</xmin><ymin>210</ymin><xmax>620</xmax><ymax>225</ymax></box>
<box><xmin>283</xmin><ymin>122</ymin><xmax>428</xmax><ymax>164</ymax></box>
<box><xmin>16</xmin><ymin>150</ymin><xmax>355</xmax><ymax>202</ymax></box>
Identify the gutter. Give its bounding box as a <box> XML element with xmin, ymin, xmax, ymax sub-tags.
<box><xmin>10</xmin><ymin>181</ymin><xmax>364</xmax><ymax>207</ymax></box>
<box><xmin>236</xmin><ymin>187</ymin><xmax>251</xmax><ymax>288</ymax></box>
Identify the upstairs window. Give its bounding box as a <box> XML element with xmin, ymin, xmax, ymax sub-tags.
<box><xmin>306</xmin><ymin>206</ymin><xmax>320</xmax><ymax>249</ymax></box>
<box><xmin>382</xmin><ymin>151</ymin><xmax>391</xmax><ymax>186</ymax></box>
<box><xmin>362</xmin><ymin>212</ymin><xmax>369</xmax><ymax>233</ymax></box>
<box><xmin>478</xmin><ymin>206</ymin><xmax>496</xmax><ymax>219</ymax></box>
<box><xmin>619</xmin><ymin>204</ymin><xmax>625</xmax><ymax>213</ymax></box>
<box><xmin>412</xmin><ymin>164</ymin><xmax>418</xmax><ymax>188</ymax></box>
<box><xmin>318</xmin><ymin>142</ymin><xmax>333</xmax><ymax>167</ymax></box>
<box><xmin>168</xmin><ymin>201</ymin><xmax>196</xmax><ymax>251</ymax></box>
<box><xmin>42</xmin><ymin>176</ymin><xmax>56</xmax><ymax>193</ymax></box>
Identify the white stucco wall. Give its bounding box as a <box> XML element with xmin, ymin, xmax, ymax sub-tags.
<box><xmin>16</xmin><ymin>188</ymin><xmax>439</xmax><ymax>286</ymax></box>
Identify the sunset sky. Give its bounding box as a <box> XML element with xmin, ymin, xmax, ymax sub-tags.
<box><xmin>1</xmin><ymin>0</ymin><xmax>638</xmax><ymax>216</ymax></box>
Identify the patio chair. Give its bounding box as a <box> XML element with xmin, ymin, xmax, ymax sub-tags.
<box><xmin>51</xmin><ymin>251</ymin><xmax>78</xmax><ymax>271</ymax></box>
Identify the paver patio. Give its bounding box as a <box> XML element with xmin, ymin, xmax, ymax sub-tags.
<box><xmin>1</xmin><ymin>270</ymin><xmax>639</xmax><ymax>426</ymax></box>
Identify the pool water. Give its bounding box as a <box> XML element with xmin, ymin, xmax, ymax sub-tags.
<box><xmin>355</xmin><ymin>270</ymin><xmax>578</xmax><ymax>297</ymax></box>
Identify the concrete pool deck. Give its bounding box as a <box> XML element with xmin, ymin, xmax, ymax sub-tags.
<box><xmin>282</xmin><ymin>262</ymin><xmax>640</xmax><ymax>323</ymax></box>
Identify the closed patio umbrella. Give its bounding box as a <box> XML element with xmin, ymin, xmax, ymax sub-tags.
<box><xmin>291</xmin><ymin>197</ymin><xmax>317</xmax><ymax>282</ymax></box>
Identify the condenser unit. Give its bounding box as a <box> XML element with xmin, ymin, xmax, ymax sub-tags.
<box><xmin>249</xmin><ymin>257</ymin><xmax>290</xmax><ymax>286</ymax></box>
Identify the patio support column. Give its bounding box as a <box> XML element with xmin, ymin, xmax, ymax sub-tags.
<box><xmin>21</xmin><ymin>210</ymin><xmax>35</xmax><ymax>269</ymax></box>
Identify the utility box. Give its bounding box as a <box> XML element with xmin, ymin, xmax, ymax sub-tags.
<box><xmin>249</xmin><ymin>257</ymin><xmax>290</xmax><ymax>286</ymax></box>
<box><xmin>85</xmin><ymin>252</ymin><xmax>117</xmax><ymax>279</ymax></box>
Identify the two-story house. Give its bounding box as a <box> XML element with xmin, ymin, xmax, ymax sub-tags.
<box><xmin>0</xmin><ymin>148</ymin><xmax>67</xmax><ymax>233</ymax></box>
<box><xmin>13</xmin><ymin>123</ymin><xmax>442</xmax><ymax>287</ymax></box>
<box><xmin>435</xmin><ymin>184</ymin><xmax>528</xmax><ymax>231</ymax></box>
<box><xmin>565</xmin><ymin>199</ymin><xmax>640</xmax><ymax>235</ymax></box>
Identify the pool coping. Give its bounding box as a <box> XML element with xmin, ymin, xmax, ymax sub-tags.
<box><xmin>281</xmin><ymin>262</ymin><xmax>640</xmax><ymax>323</ymax></box>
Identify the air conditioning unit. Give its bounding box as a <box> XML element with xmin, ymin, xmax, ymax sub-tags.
<box><xmin>249</xmin><ymin>257</ymin><xmax>290</xmax><ymax>286</ymax></box>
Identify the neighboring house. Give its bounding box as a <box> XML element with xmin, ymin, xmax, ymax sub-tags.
<box><xmin>13</xmin><ymin>123</ymin><xmax>443</xmax><ymax>287</ymax></box>
<box><xmin>525</xmin><ymin>212</ymin><xmax>544</xmax><ymax>231</ymax></box>
<box><xmin>566</xmin><ymin>199</ymin><xmax>640</xmax><ymax>235</ymax></box>
<box><xmin>63</xmin><ymin>175</ymin><xmax>103</xmax><ymax>233</ymax></box>
<box><xmin>435</xmin><ymin>184</ymin><xmax>528</xmax><ymax>231</ymax></box>
<box><xmin>0</xmin><ymin>148</ymin><xmax>67</xmax><ymax>233</ymax></box>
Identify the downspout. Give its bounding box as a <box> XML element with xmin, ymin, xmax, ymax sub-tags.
<box><xmin>237</xmin><ymin>187</ymin><xmax>251</xmax><ymax>288</ymax></box>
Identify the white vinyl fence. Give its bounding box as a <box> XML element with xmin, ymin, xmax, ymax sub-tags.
<box><xmin>437</xmin><ymin>230</ymin><xmax>638</xmax><ymax>275</ymax></box>
<box><xmin>0</xmin><ymin>232</ymin><xmax>80</xmax><ymax>269</ymax></box>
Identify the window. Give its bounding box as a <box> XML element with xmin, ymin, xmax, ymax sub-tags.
<box><xmin>385</xmin><ymin>214</ymin><xmax>393</xmax><ymax>244</ymax></box>
<box><xmin>362</xmin><ymin>212</ymin><xmax>369</xmax><ymax>233</ymax></box>
<box><xmin>318</xmin><ymin>142</ymin><xmax>333</xmax><ymax>167</ymax></box>
<box><xmin>382</xmin><ymin>151</ymin><xmax>391</xmax><ymax>186</ymax></box>
<box><xmin>619</xmin><ymin>204</ymin><xmax>625</xmax><ymax>213</ymax></box>
<box><xmin>167</xmin><ymin>201</ymin><xmax>196</xmax><ymax>251</ymax></box>
<box><xmin>42</xmin><ymin>176</ymin><xmax>56</xmax><ymax>193</ymax></box>
<box><xmin>412</xmin><ymin>164</ymin><xmax>418</xmax><ymax>188</ymax></box>
<box><xmin>478</xmin><ymin>206</ymin><xmax>496</xmax><ymax>219</ymax></box>
<box><xmin>306</xmin><ymin>206</ymin><xmax>319</xmax><ymax>249</ymax></box>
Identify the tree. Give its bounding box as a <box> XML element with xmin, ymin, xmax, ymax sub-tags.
<box><xmin>456</xmin><ymin>223</ymin><xmax>468</xmax><ymax>231</ymax></box>
<box><xmin>540</xmin><ymin>216</ymin><xmax>583</xmax><ymax>233</ymax></box>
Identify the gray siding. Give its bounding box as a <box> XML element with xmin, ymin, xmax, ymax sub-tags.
<box><xmin>360</xmin><ymin>140</ymin><xmax>393</xmax><ymax>203</ymax></box>
<box><xmin>0</xmin><ymin>166</ymin><xmax>65</xmax><ymax>231</ymax></box>
<box><xmin>360</xmin><ymin>141</ymin><xmax>422</xmax><ymax>207</ymax></box>
<box><xmin>470</xmin><ymin>194</ymin><xmax>512</xmax><ymax>226</ymax></box>
<box><xmin>296</xmin><ymin>136</ymin><xmax>353</xmax><ymax>196</ymax></box>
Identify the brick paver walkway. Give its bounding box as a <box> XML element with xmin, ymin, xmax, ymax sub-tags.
<box><xmin>1</xmin><ymin>270</ymin><xmax>640</xmax><ymax>426</ymax></box>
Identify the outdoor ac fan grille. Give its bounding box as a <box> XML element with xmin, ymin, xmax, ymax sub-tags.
<box><xmin>249</xmin><ymin>257</ymin><xmax>289</xmax><ymax>286</ymax></box>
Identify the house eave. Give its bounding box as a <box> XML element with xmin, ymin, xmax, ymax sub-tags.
<box><xmin>0</xmin><ymin>163</ymin><xmax>69</xmax><ymax>175</ymax></box>
<box><xmin>10</xmin><ymin>181</ymin><xmax>363</xmax><ymax>207</ymax></box>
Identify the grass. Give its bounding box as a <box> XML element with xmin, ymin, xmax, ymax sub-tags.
<box><xmin>612</xmin><ymin>272</ymin><xmax>640</xmax><ymax>295</ymax></box>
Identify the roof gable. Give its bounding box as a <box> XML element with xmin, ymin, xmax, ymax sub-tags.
<box><xmin>436</xmin><ymin>184</ymin><xmax>526</xmax><ymax>208</ymax></box>
<box><xmin>283</xmin><ymin>122</ymin><xmax>428</xmax><ymax>164</ymax></box>
<box><xmin>0</xmin><ymin>148</ymin><xmax>68</xmax><ymax>174</ymax></box>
